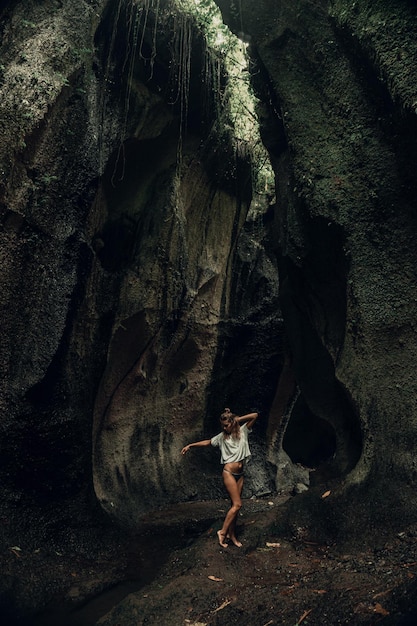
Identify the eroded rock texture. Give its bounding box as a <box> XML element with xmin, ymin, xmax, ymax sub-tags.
<box><xmin>1</xmin><ymin>0</ymin><xmax>417</xmax><ymax>544</ymax></box>
<box><xmin>0</xmin><ymin>0</ymin><xmax>280</xmax><ymax>532</ymax></box>
<box><xmin>215</xmin><ymin>0</ymin><xmax>417</xmax><ymax>535</ymax></box>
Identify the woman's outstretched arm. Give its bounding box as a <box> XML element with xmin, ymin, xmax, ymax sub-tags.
<box><xmin>181</xmin><ymin>439</ymin><xmax>212</xmax><ymax>455</ymax></box>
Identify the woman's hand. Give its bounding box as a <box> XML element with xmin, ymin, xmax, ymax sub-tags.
<box><xmin>181</xmin><ymin>439</ymin><xmax>211</xmax><ymax>455</ymax></box>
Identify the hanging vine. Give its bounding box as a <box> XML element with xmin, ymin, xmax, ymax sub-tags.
<box><xmin>137</xmin><ymin>0</ymin><xmax>160</xmax><ymax>78</ymax></box>
<box><xmin>169</xmin><ymin>8</ymin><xmax>193</xmax><ymax>162</ymax></box>
<box><xmin>106</xmin><ymin>0</ymin><xmax>162</xmax><ymax>186</ymax></box>
<box><xmin>97</xmin><ymin>0</ymin><xmax>274</xmax><ymax>201</ymax></box>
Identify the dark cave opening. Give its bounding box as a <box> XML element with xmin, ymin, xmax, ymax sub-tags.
<box><xmin>283</xmin><ymin>394</ymin><xmax>337</xmax><ymax>469</ymax></box>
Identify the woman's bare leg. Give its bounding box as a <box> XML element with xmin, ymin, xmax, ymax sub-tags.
<box><xmin>217</xmin><ymin>529</ymin><xmax>228</xmax><ymax>548</ymax></box>
<box><xmin>218</xmin><ymin>471</ymin><xmax>242</xmax><ymax>547</ymax></box>
<box><xmin>227</xmin><ymin>476</ymin><xmax>244</xmax><ymax>547</ymax></box>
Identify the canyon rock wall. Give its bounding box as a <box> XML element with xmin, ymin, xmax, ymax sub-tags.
<box><xmin>215</xmin><ymin>0</ymin><xmax>417</xmax><ymax>537</ymax></box>
<box><xmin>0</xmin><ymin>0</ymin><xmax>281</xmax><ymax>532</ymax></box>
<box><xmin>2</xmin><ymin>0</ymin><xmax>417</xmax><ymax>541</ymax></box>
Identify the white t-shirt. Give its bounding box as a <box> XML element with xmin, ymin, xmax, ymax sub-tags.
<box><xmin>211</xmin><ymin>423</ymin><xmax>252</xmax><ymax>464</ymax></box>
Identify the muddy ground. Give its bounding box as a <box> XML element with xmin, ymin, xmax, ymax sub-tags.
<box><xmin>3</xmin><ymin>494</ymin><xmax>417</xmax><ymax>626</ymax></box>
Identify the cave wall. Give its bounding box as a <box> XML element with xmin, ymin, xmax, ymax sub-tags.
<box><xmin>85</xmin><ymin>2</ymin><xmax>282</xmax><ymax>523</ymax></box>
<box><xmin>0</xmin><ymin>0</ymin><xmax>109</xmax><ymax>525</ymax></box>
<box><xmin>215</xmin><ymin>0</ymin><xmax>417</xmax><ymax>533</ymax></box>
<box><xmin>0</xmin><ymin>0</ymin><xmax>282</xmax><ymax>532</ymax></box>
<box><xmin>90</xmin><ymin>132</ymin><xmax>257</xmax><ymax>521</ymax></box>
<box><xmin>4</xmin><ymin>0</ymin><xmax>417</xmax><ymax>539</ymax></box>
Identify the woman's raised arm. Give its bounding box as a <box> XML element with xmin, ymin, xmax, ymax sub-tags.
<box><xmin>235</xmin><ymin>411</ymin><xmax>259</xmax><ymax>429</ymax></box>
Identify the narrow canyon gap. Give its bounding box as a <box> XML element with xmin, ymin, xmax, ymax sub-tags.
<box><xmin>1</xmin><ymin>0</ymin><xmax>417</xmax><ymax>572</ymax></box>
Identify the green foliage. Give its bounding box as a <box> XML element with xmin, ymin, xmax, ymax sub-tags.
<box><xmin>176</xmin><ymin>0</ymin><xmax>238</xmax><ymax>56</ymax></box>
<box><xmin>124</xmin><ymin>0</ymin><xmax>274</xmax><ymax>198</ymax></box>
<box><xmin>56</xmin><ymin>72</ymin><xmax>70</xmax><ymax>87</ymax></box>
<box><xmin>21</xmin><ymin>19</ymin><xmax>37</xmax><ymax>29</ymax></box>
<box><xmin>173</xmin><ymin>0</ymin><xmax>275</xmax><ymax>197</ymax></box>
<box><xmin>40</xmin><ymin>174</ymin><xmax>59</xmax><ymax>185</ymax></box>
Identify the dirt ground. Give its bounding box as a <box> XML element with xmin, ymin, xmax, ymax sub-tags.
<box><xmin>3</xmin><ymin>494</ymin><xmax>417</xmax><ymax>626</ymax></box>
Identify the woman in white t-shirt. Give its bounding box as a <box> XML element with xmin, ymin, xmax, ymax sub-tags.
<box><xmin>181</xmin><ymin>407</ymin><xmax>259</xmax><ymax>548</ymax></box>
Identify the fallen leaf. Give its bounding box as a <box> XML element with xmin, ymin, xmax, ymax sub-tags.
<box><xmin>281</xmin><ymin>589</ymin><xmax>296</xmax><ymax>596</ymax></box>
<box><xmin>9</xmin><ymin>547</ymin><xmax>22</xmax><ymax>558</ymax></box>
<box><xmin>296</xmin><ymin>608</ymin><xmax>312</xmax><ymax>624</ymax></box>
<box><xmin>321</xmin><ymin>490</ymin><xmax>331</xmax><ymax>499</ymax></box>
<box><xmin>208</xmin><ymin>575</ymin><xmax>223</xmax><ymax>582</ymax></box>
<box><xmin>373</xmin><ymin>588</ymin><xmax>394</xmax><ymax>600</ymax></box>
<box><xmin>266</xmin><ymin>542</ymin><xmax>281</xmax><ymax>548</ymax></box>
<box><xmin>312</xmin><ymin>589</ymin><xmax>327</xmax><ymax>594</ymax></box>
<box><xmin>213</xmin><ymin>599</ymin><xmax>232</xmax><ymax>612</ymax></box>
<box><xmin>257</xmin><ymin>547</ymin><xmax>273</xmax><ymax>552</ymax></box>
<box><xmin>373</xmin><ymin>603</ymin><xmax>389</xmax><ymax>616</ymax></box>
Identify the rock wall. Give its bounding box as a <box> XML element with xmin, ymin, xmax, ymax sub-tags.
<box><xmin>215</xmin><ymin>0</ymin><xmax>417</xmax><ymax>536</ymax></box>
<box><xmin>0</xmin><ymin>0</ymin><xmax>281</xmax><ymax>533</ymax></box>
<box><xmin>3</xmin><ymin>0</ymin><xmax>417</xmax><ymax>540</ymax></box>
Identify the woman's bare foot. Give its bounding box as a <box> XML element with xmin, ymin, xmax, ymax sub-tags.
<box><xmin>229</xmin><ymin>535</ymin><xmax>243</xmax><ymax>548</ymax></box>
<box><xmin>217</xmin><ymin>530</ymin><xmax>228</xmax><ymax>548</ymax></box>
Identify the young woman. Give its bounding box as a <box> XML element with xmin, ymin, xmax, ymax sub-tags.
<box><xmin>181</xmin><ymin>407</ymin><xmax>259</xmax><ymax>548</ymax></box>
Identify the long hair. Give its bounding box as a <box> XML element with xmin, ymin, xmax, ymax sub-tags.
<box><xmin>220</xmin><ymin>411</ymin><xmax>241</xmax><ymax>439</ymax></box>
